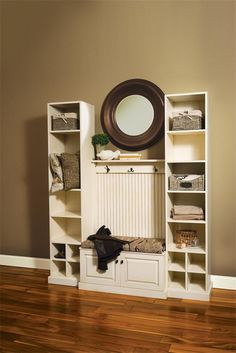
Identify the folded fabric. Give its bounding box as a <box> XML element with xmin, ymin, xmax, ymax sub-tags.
<box><xmin>173</xmin><ymin>205</ymin><xmax>203</xmax><ymax>215</ymax></box>
<box><xmin>172</xmin><ymin>214</ymin><xmax>204</xmax><ymax>220</ymax></box>
<box><xmin>49</xmin><ymin>153</ymin><xmax>64</xmax><ymax>193</ymax></box>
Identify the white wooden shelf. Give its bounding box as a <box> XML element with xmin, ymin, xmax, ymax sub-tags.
<box><xmin>167</xmin><ymin>130</ymin><xmax>205</xmax><ymax>136</ymax></box>
<box><xmin>51</xmin><ymin>235</ymin><xmax>81</xmax><ymax>245</ymax></box>
<box><xmin>49</xmin><ymin>189</ymin><xmax>81</xmax><ymax>195</ymax></box>
<box><xmin>169</xmin><ymin>279</ymin><xmax>185</xmax><ymax>291</ymax></box>
<box><xmin>50</xmin><ymin>129</ymin><xmax>80</xmax><ymax>134</ymax></box>
<box><xmin>188</xmin><ymin>281</ymin><xmax>205</xmax><ymax>292</ymax></box>
<box><xmin>51</xmin><ymin>211</ymin><xmax>82</xmax><ymax>219</ymax></box>
<box><xmin>188</xmin><ymin>264</ymin><xmax>205</xmax><ymax>274</ymax></box>
<box><xmin>167</xmin><ymin>190</ymin><xmax>206</xmax><ymax>194</ymax></box>
<box><xmin>92</xmin><ymin>159</ymin><xmax>165</xmax><ymax>164</ymax></box>
<box><xmin>167</xmin><ymin>219</ymin><xmax>206</xmax><ymax>224</ymax></box>
<box><xmin>68</xmin><ymin>256</ymin><xmax>80</xmax><ymax>262</ymax></box>
<box><xmin>52</xmin><ymin>257</ymin><xmax>66</xmax><ymax>262</ymax></box>
<box><xmin>167</xmin><ymin>160</ymin><xmax>206</xmax><ymax>164</ymax></box>
<box><xmin>168</xmin><ymin>263</ymin><xmax>185</xmax><ymax>272</ymax></box>
<box><xmin>168</xmin><ymin>243</ymin><xmax>205</xmax><ymax>254</ymax></box>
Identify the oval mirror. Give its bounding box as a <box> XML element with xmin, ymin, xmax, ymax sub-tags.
<box><xmin>101</xmin><ymin>79</ymin><xmax>164</xmax><ymax>151</ymax></box>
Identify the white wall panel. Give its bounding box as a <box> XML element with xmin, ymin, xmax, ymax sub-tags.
<box><xmin>96</xmin><ymin>172</ymin><xmax>165</xmax><ymax>238</ymax></box>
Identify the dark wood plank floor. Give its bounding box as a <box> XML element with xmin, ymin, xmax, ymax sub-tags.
<box><xmin>0</xmin><ymin>266</ymin><xmax>235</xmax><ymax>353</ymax></box>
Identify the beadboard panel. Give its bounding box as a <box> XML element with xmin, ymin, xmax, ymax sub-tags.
<box><xmin>96</xmin><ymin>172</ymin><xmax>165</xmax><ymax>238</ymax></box>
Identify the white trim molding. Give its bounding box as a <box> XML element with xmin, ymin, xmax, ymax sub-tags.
<box><xmin>211</xmin><ymin>275</ymin><xmax>236</xmax><ymax>290</ymax></box>
<box><xmin>0</xmin><ymin>255</ymin><xmax>50</xmax><ymax>270</ymax></box>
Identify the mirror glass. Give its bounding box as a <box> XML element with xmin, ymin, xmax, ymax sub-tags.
<box><xmin>115</xmin><ymin>95</ymin><xmax>154</xmax><ymax>136</ymax></box>
<box><xmin>100</xmin><ymin>79</ymin><xmax>164</xmax><ymax>151</ymax></box>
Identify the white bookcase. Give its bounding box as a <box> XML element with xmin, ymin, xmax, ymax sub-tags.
<box><xmin>165</xmin><ymin>92</ymin><xmax>211</xmax><ymax>300</ymax></box>
<box><xmin>47</xmin><ymin>101</ymin><xmax>95</xmax><ymax>286</ymax></box>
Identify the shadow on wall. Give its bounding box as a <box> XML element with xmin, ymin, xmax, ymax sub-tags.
<box><xmin>25</xmin><ymin>117</ymin><xmax>49</xmax><ymax>258</ymax></box>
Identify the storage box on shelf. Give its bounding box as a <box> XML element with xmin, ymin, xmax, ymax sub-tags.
<box><xmin>52</xmin><ymin>112</ymin><xmax>79</xmax><ymax>131</ymax></box>
<box><xmin>175</xmin><ymin>229</ymin><xmax>199</xmax><ymax>248</ymax></box>
<box><xmin>48</xmin><ymin>101</ymin><xmax>95</xmax><ymax>286</ymax></box>
<box><xmin>171</xmin><ymin>110</ymin><xmax>204</xmax><ymax>131</ymax></box>
<box><xmin>165</xmin><ymin>92</ymin><xmax>211</xmax><ymax>300</ymax></box>
<box><xmin>169</xmin><ymin>174</ymin><xmax>205</xmax><ymax>191</ymax></box>
<box><xmin>167</xmin><ymin>222</ymin><xmax>206</xmax><ymax>254</ymax></box>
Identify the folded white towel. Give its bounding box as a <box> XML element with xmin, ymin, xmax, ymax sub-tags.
<box><xmin>173</xmin><ymin>205</ymin><xmax>204</xmax><ymax>215</ymax></box>
<box><xmin>172</xmin><ymin>214</ymin><xmax>204</xmax><ymax>220</ymax></box>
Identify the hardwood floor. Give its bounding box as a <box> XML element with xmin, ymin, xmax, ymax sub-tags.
<box><xmin>0</xmin><ymin>266</ymin><xmax>235</xmax><ymax>353</ymax></box>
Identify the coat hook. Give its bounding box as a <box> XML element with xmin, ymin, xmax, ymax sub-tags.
<box><xmin>105</xmin><ymin>165</ymin><xmax>110</xmax><ymax>173</ymax></box>
<box><xmin>128</xmin><ymin>167</ymin><xmax>134</xmax><ymax>173</ymax></box>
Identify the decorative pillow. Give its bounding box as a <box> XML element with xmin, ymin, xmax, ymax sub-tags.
<box><xmin>60</xmin><ymin>153</ymin><xmax>80</xmax><ymax>190</ymax></box>
<box><xmin>49</xmin><ymin>153</ymin><xmax>64</xmax><ymax>193</ymax></box>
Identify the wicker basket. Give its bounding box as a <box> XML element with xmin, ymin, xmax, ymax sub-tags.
<box><xmin>169</xmin><ymin>174</ymin><xmax>205</xmax><ymax>191</ymax></box>
<box><xmin>171</xmin><ymin>110</ymin><xmax>203</xmax><ymax>131</ymax></box>
<box><xmin>52</xmin><ymin>113</ymin><xmax>79</xmax><ymax>131</ymax></box>
<box><xmin>175</xmin><ymin>230</ymin><xmax>199</xmax><ymax>248</ymax></box>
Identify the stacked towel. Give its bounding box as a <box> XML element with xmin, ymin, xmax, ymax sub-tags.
<box><xmin>171</xmin><ymin>205</ymin><xmax>204</xmax><ymax>220</ymax></box>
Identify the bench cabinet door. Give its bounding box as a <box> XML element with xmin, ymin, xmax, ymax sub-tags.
<box><xmin>80</xmin><ymin>249</ymin><xmax>120</xmax><ymax>286</ymax></box>
<box><xmin>120</xmin><ymin>252</ymin><xmax>165</xmax><ymax>291</ymax></box>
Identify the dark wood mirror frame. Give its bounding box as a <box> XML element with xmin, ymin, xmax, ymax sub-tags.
<box><xmin>100</xmin><ymin>79</ymin><xmax>165</xmax><ymax>151</ymax></box>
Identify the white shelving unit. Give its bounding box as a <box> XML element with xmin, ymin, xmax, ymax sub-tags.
<box><xmin>47</xmin><ymin>101</ymin><xmax>95</xmax><ymax>286</ymax></box>
<box><xmin>165</xmin><ymin>92</ymin><xmax>211</xmax><ymax>300</ymax></box>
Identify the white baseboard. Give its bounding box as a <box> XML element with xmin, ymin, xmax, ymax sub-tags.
<box><xmin>211</xmin><ymin>275</ymin><xmax>236</xmax><ymax>290</ymax></box>
<box><xmin>0</xmin><ymin>255</ymin><xmax>50</xmax><ymax>270</ymax></box>
<box><xmin>0</xmin><ymin>255</ymin><xmax>235</xmax><ymax>290</ymax></box>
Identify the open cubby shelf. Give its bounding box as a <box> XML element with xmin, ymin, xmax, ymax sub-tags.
<box><xmin>48</xmin><ymin>100</ymin><xmax>95</xmax><ymax>286</ymax></box>
<box><xmin>165</xmin><ymin>92</ymin><xmax>209</xmax><ymax>299</ymax></box>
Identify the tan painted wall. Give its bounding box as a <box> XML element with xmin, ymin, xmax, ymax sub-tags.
<box><xmin>1</xmin><ymin>1</ymin><xmax>235</xmax><ymax>276</ymax></box>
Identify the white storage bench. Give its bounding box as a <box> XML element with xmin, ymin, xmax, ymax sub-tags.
<box><xmin>79</xmin><ymin>237</ymin><xmax>167</xmax><ymax>299</ymax></box>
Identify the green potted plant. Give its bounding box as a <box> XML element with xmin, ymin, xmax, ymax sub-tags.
<box><xmin>92</xmin><ymin>133</ymin><xmax>109</xmax><ymax>159</ymax></box>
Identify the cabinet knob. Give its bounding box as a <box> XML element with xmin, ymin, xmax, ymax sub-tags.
<box><xmin>120</xmin><ymin>260</ymin><xmax>124</xmax><ymax>264</ymax></box>
<box><xmin>115</xmin><ymin>259</ymin><xmax>118</xmax><ymax>264</ymax></box>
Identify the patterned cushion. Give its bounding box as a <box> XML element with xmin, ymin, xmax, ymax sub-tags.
<box><xmin>81</xmin><ymin>236</ymin><xmax>165</xmax><ymax>254</ymax></box>
<box><xmin>50</xmin><ymin>153</ymin><xmax>64</xmax><ymax>193</ymax></box>
<box><xmin>60</xmin><ymin>153</ymin><xmax>80</xmax><ymax>190</ymax></box>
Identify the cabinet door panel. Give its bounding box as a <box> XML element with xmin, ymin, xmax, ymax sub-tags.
<box><xmin>80</xmin><ymin>249</ymin><xmax>120</xmax><ymax>286</ymax></box>
<box><xmin>121</xmin><ymin>252</ymin><xmax>165</xmax><ymax>291</ymax></box>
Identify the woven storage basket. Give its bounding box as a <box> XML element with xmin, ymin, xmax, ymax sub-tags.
<box><xmin>52</xmin><ymin>113</ymin><xmax>79</xmax><ymax>131</ymax></box>
<box><xmin>175</xmin><ymin>229</ymin><xmax>199</xmax><ymax>248</ymax></box>
<box><xmin>169</xmin><ymin>174</ymin><xmax>204</xmax><ymax>191</ymax></box>
<box><xmin>171</xmin><ymin>110</ymin><xmax>203</xmax><ymax>131</ymax></box>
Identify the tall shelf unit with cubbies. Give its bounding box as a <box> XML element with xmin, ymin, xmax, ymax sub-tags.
<box><xmin>165</xmin><ymin>92</ymin><xmax>211</xmax><ymax>300</ymax></box>
<box><xmin>47</xmin><ymin>101</ymin><xmax>95</xmax><ymax>286</ymax></box>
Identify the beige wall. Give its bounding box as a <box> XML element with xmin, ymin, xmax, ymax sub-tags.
<box><xmin>1</xmin><ymin>0</ymin><xmax>235</xmax><ymax>276</ymax></box>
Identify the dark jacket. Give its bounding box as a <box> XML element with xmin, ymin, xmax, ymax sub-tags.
<box><xmin>88</xmin><ymin>226</ymin><xmax>129</xmax><ymax>271</ymax></box>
